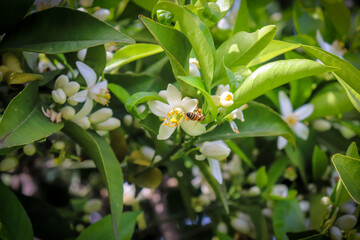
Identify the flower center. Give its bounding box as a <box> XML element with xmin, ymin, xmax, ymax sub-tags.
<box><xmin>163</xmin><ymin>108</ymin><xmax>184</xmax><ymax>127</ymax></box>
<box><xmin>284</xmin><ymin>114</ymin><xmax>299</xmax><ymax>126</ymax></box>
<box><xmin>95</xmin><ymin>88</ymin><xmax>111</xmax><ymax>106</ymax></box>
<box><xmin>225</xmin><ymin>94</ymin><xmax>233</xmax><ymax>101</ymax></box>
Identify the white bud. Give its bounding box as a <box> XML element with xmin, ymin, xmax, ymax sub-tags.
<box><xmin>84</xmin><ymin>199</ymin><xmax>102</xmax><ymax>213</ymax></box>
<box><xmin>93</xmin><ymin>8</ymin><xmax>110</xmax><ymax>21</ymax></box>
<box><xmin>67</xmin><ymin>96</ymin><xmax>79</xmax><ymax>106</ymax></box>
<box><xmin>330</xmin><ymin>226</ymin><xmax>342</xmax><ymax>240</ymax></box>
<box><xmin>106</xmin><ymin>51</ymin><xmax>113</xmax><ymax>62</ymax></box>
<box><xmin>52</xmin><ymin>88</ymin><xmax>67</xmax><ymax>104</ymax></box>
<box><xmin>0</xmin><ymin>157</ymin><xmax>18</xmax><ymax>172</ymax></box>
<box><xmin>271</xmin><ymin>184</ymin><xmax>288</xmax><ymax>198</ymax></box>
<box><xmin>247</xmin><ymin>171</ymin><xmax>257</xmax><ymax>184</ymax></box>
<box><xmin>137</xmin><ymin>104</ymin><xmax>146</xmax><ymax>114</ymax></box>
<box><xmin>321</xmin><ymin>196</ymin><xmax>331</xmax><ymax>206</ymax></box>
<box><xmin>299</xmin><ymin>200</ymin><xmax>310</xmax><ymax>212</ymax></box>
<box><xmin>23</xmin><ymin>143</ymin><xmax>36</xmax><ymax>156</ymax></box>
<box><xmin>217</xmin><ymin>222</ymin><xmax>228</xmax><ymax>234</ymax></box>
<box><xmin>313</xmin><ymin>119</ymin><xmax>331</xmax><ymax>132</ymax></box>
<box><xmin>220</xmin><ymin>91</ymin><xmax>234</xmax><ymax>108</ymax></box>
<box><xmin>248</xmin><ymin>186</ymin><xmax>261</xmax><ymax>197</ymax></box>
<box><xmin>54</xmin><ymin>75</ymin><xmax>69</xmax><ymax>89</ymax></box>
<box><xmin>63</xmin><ymin>82</ymin><xmax>80</xmax><ymax>97</ymax></box>
<box><xmin>79</xmin><ymin>0</ymin><xmax>93</xmax><ymax>7</ymax></box>
<box><xmin>77</xmin><ymin>49</ymin><xmax>87</xmax><ymax>61</ymax></box>
<box><xmin>335</xmin><ymin>214</ymin><xmax>357</xmax><ymax>230</ymax></box>
<box><xmin>53</xmin><ymin>141</ymin><xmax>66</xmax><ymax>150</ymax></box>
<box><xmin>94</xmin><ymin>117</ymin><xmax>121</xmax><ymax>131</ymax></box>
<box><xmin>189</xmin><ymin>60</ymin><xmax>201</xmax><ymax>77</ymax></box>
<box><xmin>231</xmin><ymin>218</ymin><xmax>250</xmax><ymax>234</ymax></box>
<box><xmin>60</xmin><ymin>106</ymin><xmax>76</xmax><ymax>120</ymax></box>
<box><xmin>89</xmin><ymin>108</ymin><xmax>113</xmax><ymax>124</ymax></box>
<box><xmin>73</xmin><ymin>117</ymin><xmax>91</xmax><ymax>130</ymax></box>
<box><xmin>340</xmin><ymin>202</ymin><xmax>357</xmax><ymax>214</ymax></box>
<box><xmin>200</xmin><ymin>140</ymin><xmax>231</xmax><ymax>161</ymax></box>
<box><xmin>123</xmin><ymin>114</ymin><xmax>133</xmax><ymax>127</ymax></box>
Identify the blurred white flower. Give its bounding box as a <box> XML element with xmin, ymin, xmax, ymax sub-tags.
<box><xmin>189</xmin><ymin>58</ymin><xmax>201</xmax><ymax>77</ymax></box>
<box><xmin>316</xmin><ymin>30</ymin><xmax>346</xmax><ymax>59</ymax></box>
<box><xmin>271</xmin><ymin>184</ymin><xmax>288</xmax><ymax>198</ymax></box>
<box><xmin>93</xmin><ymin>8</ymin><xmax>110</xmax><ymax>21</ymax></box>
<box><xmin>277</xmin><ymin>91</ymin><xmax>314</xmax><ymax>149</ymax></box>
<box><xmin>147</xmin><ymin>84</ymin><xmax>206</xmax><ymax>140</ymax></box>
<box><xmin>123</xmin><ymin>182</ymin><xmax>136</xmax><ymax>206</ymax></box>
<box><xmin>212</xmin><ymin>84</ymin><xmax>234</xmax><ymax>108</ymax></box>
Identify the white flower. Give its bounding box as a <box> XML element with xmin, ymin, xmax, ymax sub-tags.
<box><xmin>189</xmin><ymin>58</ymin><xmax>201</xmax><ymax>77</ymax></box>
<box><xmin>42</xmin><ymin>107</ymin><xmax>62</xmax><ymax>123</ymax></box>
<box><xmin>277</xmin><ymin>91</ymin><xmax>314</xmax><ymax>149</ymax></box>
<box><xmin>227</xmin><ymin>104</ymin><xmax>248</xmax><ymax>133</ymax></box>
<box><xmin>212</xmin><ymin>84</ymin><xmax>234</xmax><ymax>108</ymax></box>
<box><xmin>147</xmin><ymin>84</ymin><xmax>206</xmax><ymax>140</ymax></box>
<box><xmin>71</xmin><ymin>61</ymin><xmax>110</xmax><ymax>119</ymax></box>
<box><xmin>271</xmin><ymin>184</ymin><xmax>288</xmax><ymax>198</ymax></box>
<box><xmin>195</xmin><ymin>140</ymin><xmax>231</xmax><ymax>184</ymax></box>
<box><xmin>77</xmin><ymin>49</ymin><xmax>87</xmax><ymax>61</ymax></box>
<box><xmin>93</xmin><ymin>8</ymin><xmax>110</xmax><ymax>21</ymax></box>
<box><xmin>316</xmin><ymin>30</ymin><xmax>346</xmax><ymax>59</ymax></box>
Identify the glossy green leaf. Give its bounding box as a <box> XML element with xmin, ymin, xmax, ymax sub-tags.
<box><xmin>312</xmin><ymin>146</ymin><xmax>328</xmax><ymax>181</ymax></box>
<box><xmin>0</xmin><ymin>0</ymin><xmax>33</xmax><ymax>34</ymax></box>
<box><xmin>77</xmin><ymin>211</ymin><xmax>140</xmax><ymax>240</ymax></box>
<box><xmin>153</xmin><ymin>2</ymin><xmax>215</xmax><ymax>91</ymax></box>
<box><xmin>5</xmin><ymin>72</ymin><xmax>44</xmax><ymax>86</ymax></box>
<box><xmin>321</xmin><ymin>0</ymin><xmax>350</xmax><ymax>36</ymax></box>
<box><xmin>0</xmin><ymin>181</ymin><xmax>33</xmax><ymax>240</ymax></box>
<box><xmin>0</xmin><ymin>7</ymin><xmax>134</xmax><ymax>53</ymax></box>
<box><xmin>248</xmin><ymin>40</ymin><xmax>300</xmax><ymax>67</ymax></box>
<box><xmin>233</xmin><ymin>0</ymin><xmax>249</xmax><ymax>33</ymax></box>
<box><xmin>302</xmin><ymin>45</ymin><xmax>360</xmax><ymax>95</ymax></box>
<box><xmin>140</xmin><ymin>16</ymin><xmax>197</xmax><ymax>97</ymax></box>
<box><xmin>309</xmin><ymin>195</ymin><xmax>328</xmax><ymax>230</ymax></box>
<box><xmin>108</xmin><ymin>83</ymin><xmax>131</xmax><ymax>105</ymax></box>
<box><xmin>83</xmin><ymin>45</ymin><xmax>106</xmax><ymax>76</ymax></box>
<box><xmin>105</xmin><ymin>44</ymin><xmax>164</xmax><ymax>72</ymax></box>
<box><xmin>245</xmin><ymin>206</ymin><xmax>268</xmax><ymax>240</ymax></box>
<box><xmin>194</xmin><ymin>160</ymin><xmax>229</xmax><ymax>213</ymax></box>
<box><xmin>256</xmin><ymin>166</ymin><xmax>268</xmax><ymax>189</ymax></box>
<box><xmin>197</xmin><ymin>102</ymin><xmax>295</xmax><ymax>147</ymax></box>
<box><xmin>308</xmin><ymin>86</ymin><xmax>353</xmax><ymax>121</ymax></box>
<box><xmin>230</xmin><ymin>59</ymin><xmax>337</xmax><ymax>112</ymax></box>
<box><xmin>177</xmin><ymin>76</ymin><xmax>217</xmax><ymax>122</ymax></box>
<box><xmin>133</xmin><ymin>0</ymin><xmax>158</xmax><ymax>12</ymax></box>
<box><xmin>265</xmin><ymin>157</ymin><xmax>289</xmax><ymax>194</ymax></box>
<box><xmin>273</xmin><ymin>199</ymin><xmax>306</xmax><ymax>240</ymax></box>
<box><xmin>0</xmin><ymin>83</ymin><xmax>63</xmax><ymax>149</ymax></box>
<box><xmin>125</xmin><ymin>92</ymin><xmax>165</xmax><ymax>119</ymax></box>
<box><xmin>216</xmin><ymin>25</ymin><xmax>276</xmax><ymax>78</ymax></box>
<box><xmin>334</xmin><ymin>73</ymin><xmax>360</xmax><ymax>112</ymax></box>
<box><xmin>293</xmin><ymin>1</ymin><xmax>324</xmax><ymax>36</ymax></box>
<box><xmin>290</xmin><ymin>78</ymin><xmax>313</xmax><ymax>109</ymax></box>
<box><xmin>62</xmin><ymin>122</ymin><xmax>123</xmax><ymax>240</ymax></box>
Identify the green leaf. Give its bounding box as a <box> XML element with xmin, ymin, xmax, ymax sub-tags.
<box><xmin>216</xmin><ymin>25</ymin><xmax>277</xmax><ymax>78</ymax></box>
<box><xmin>0</xmin><ymin>181</ymin><xmax>33</xmax><ymax>240</ymax></box>
<box><xmin>139</xmin><ymin>16</ymin><xmax>197</xmax><ymax>97</ymax></box>
<box><xmin>217</xmin><ymin>232</ymin><xmax>233</xmax><ymax>240</ymax></box>
<box><xmin>77</xmin><ymin>211</ymin><xmax>140</xmax><ymax>240</ymax></box>
<box><xmin>105</xmin><ymin>44</ymin><xmax>164</xmax><ymax>72</ymax></box>
<box><xmin>0</xmin><ymin>83</ymin><xmax>63</xmax><ymax>149</ymax></box>
<box><xmin>230</xmin><ymin>59</ymin><xmax>337</xmax><ymax>112</ymax></box>
<box><xmin>285</xmin><ymin>144</ymin><xmax>307</xmax><ymax>185</ymax></box>
<box><xmin>248</xmin><ymin>40</ymin><xmax>300</xmax><ymax>67</ymax></box>
<box><xmin>194</xmin><ymin>160</ymin><xmax>229</xmax><ymax>213</ymax></box>
<box><xmin>332</xmin><ymin>153</ymin><xmax>360</xmax><ymax>204</ymax></box>
<box><xmin>292</xmin><ymin>1</ymin><xmax>324</xmax><ymax>36</ymax></box>
<box><xmin>0</xmin><ymin>0</ymin><xmax>33</xmax><ymax>35</ymax></box>
<box><xmin>309</xmin><ymin>194</ymin><xmax>328</xmax><ymax>230</ymax></box>
<box><xmin>0</xmin><ymin>7</ymin><xmax>134</xmax><ymax>53</ymax></box>
<box><xmin>321</xmin><ymin>0</ymin><xmax>350</xmax><ymax>36</ymax></box>
<box><xmin>177</xmin><ymin>76</ymin><xmax>217</xmax><ymax>122</ymax></box>
<box><xmin>197</xmin><ymin>102</ymin><xmax>295</xmax><ymax>147</ymax></box>
<box><xmin>290</xmin><ymin>78</ymin><xmax>313</xmax><ymax>109</ymax></box>
<box><xmin>233</xmin><ymin>0</ymin><xmax>249</xmax><ymax>33</ymax></box>
<box><xmin>125</xmin><ymin>92</ymin><xmax>165</xmax><ymax>119</ymax></box>
<box><xmin>273</xmin><ymin>199</ymin><xmax>306</xmax><ymax>240</ymax></box>
<box><xmin>62</xmin><ymin>122</ymin><xmax>124</xmax><ymax>240</ymax></box>
<box><xmin>334</xmin><ymin>73</ymin><xmax>360</xmax><ymax>112</ymax></box>
<box><xmin>244</xmin><ymin>206</ymin><xmax>269</xmax><ymax>240</ymax></box>
<box><xmin>302</xmin><ymin>45</ymin><xmax>360</xmax><ymax>95</ymax></box>
<box><xmin>264</xmin><ymin>157</ymin><xmax>290</xmax><ymax>195</ymax></box>
<box><xmin>153</xmin><ymin>2</ymin><xmax>215</xmax><ymax>91</ymax></box>
<box><xmin>256</xmin><ymin>166</ymin><xmax>268</xmax><ymax>189</ymax></box>
<box><xmin>132</xmin><ymin>0</ymin><xmax>158</xmax><ymax>12</ymax></box>
<box><xmin>108</xmin><ymin>83</ymin><xmax>131</xmax><ymax>105</ymax></box>
<box><xmin>83</xmin><ymin>45</ymin><xmax>106</xmax><ymax>77</ymax></box>
<box><xmin>312</xmin><ymin>146</ymin><xmax>328</xmax><ymax>181</ymax></box>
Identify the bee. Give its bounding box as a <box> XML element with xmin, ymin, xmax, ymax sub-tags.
<box><xmin>186</xmin><ymin>109</ymin><xmax>206</xmax><ymax>122</ymax></box>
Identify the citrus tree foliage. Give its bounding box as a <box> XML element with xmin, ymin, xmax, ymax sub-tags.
<box><xmin>1</xmin><ymin>0</ymin><xmax>360</xmax><ymax>239</ymax></box>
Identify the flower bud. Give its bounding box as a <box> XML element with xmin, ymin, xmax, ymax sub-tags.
<box><xmin>52</xmin><ymin>89</ymin><xmax>67</xmax><ymax>104</ymax></box>
<box><xmin>63</xmin><ymin>82</ymin><xmax>80</xmax><ymax>97</ymax></box>
<box><xmin>89</xmin><ymin>108</ymin><xmax>113</xmax><ymax>124</ymax></box>
<box><xmin>231</xmin><ymin>218</ymin><xmax>250</xmax><ymax>234</ymax></box>
<box><xmin>220</xmin><ymin>91</ymin><xmax>234</xmax><ymax>108</ymax></box>
<box><xmin>84</xmin><ymin>199</ymin><xmax>102</xmax><ymax>213</ymax></box>
<box><xmin>340</xmin><ymin>202</ymin><xmax>356</xmax><ymax>214</ymax></box>
<box><xmin>0</xmin><ymin>157</ymin><xmax>18</xmax><ymax>172</ymax></box>
<box><xmin>189</xmin><ymin>58</ymin><xmax>201</xmax><ymax>77</ymax></box>
<box><xmin>77</xmin><ymin>49</ymin><xmax>87</xmax><ymax>61</ymax></box>
<box><xmin>93</xmin><ymin>8</ymin><xmax>110</xmax><ymax>21</ymax></box>
<box><xmin>299</xmin><ymin>200</ymin><xmax>310</xmax><ymax>212</ymax></box>
<box><xmin>123</xmin><ymin>114</ymin><xmax>133</xmax><ymax>127</ymax></box>
<box><xmin>93</xmin><ymin>117</ymin><xmax>121</xmax><ymax>131</ymax></box>
<box><xmin>271</xmin><ymin>184</ymin><xmax>288</xmax><ymax>198</ymax></box>
<box><xmin>67</xmin><ymin>96</ymin><xmax>79</xmax><ymax>106</ymax></box>
<box><xmin>54</xmin><ymin>75</ymin><xmax>69</xmax><ymax>89</ymax></box>
<box><xmin>200</xmin><ymin>140</ymin><xmax>231</xmax><ymax>161</ymax></box>
<box><xmin>262</xmin><ymin>208</ymin><xmax>272</xmax><ymax>218</ymax></box>
<box><xmin>23</xmin><ymin>143</ymin><xmax>36</xmax><ymax>156</ymax></box>
<box><xmin>321</xmin><ymin>196</ymin><xmax>331</xmax><ymax>206</ymax></box>
<box><xmin>2</xmin><ymin>52</ymin><xmax>22</xmax><ymax>73</ymax></box>
<box><xmin>106</xmin><ymin>51</ymin><xmax>113</xmax><ymax>62</ymax></box>
<box><xmin>60</xmin><ymin>106</ymin><xmax>76</xmax><ymax>120</ymax></box>
<box><xmin>79</xmin><ymin>0</ymin><xmax>93</xmax><ymax>7</ymax></box>
<box><xmin>313</xmin><ymin>119</ymin><xmax>331</xmax><ymax>132</ymax></box>
<box><xmin>53</xmin><ymin>140</ymin><xmax>66</xmax><ymax>151</ymax></box>
<box><xmin>330</xmin><ymin>226</ymin><xmax>342</xmax><ymax>240</ymax></box>
<box><xmin>335</xmin><ymin>214</ymin><xmax>357</xmax><ymax>230</ymax></box>
<box><xmin>73</xmin><ymin>117</ymin><xmax>91</xmax><ymax>130</ymax></box>
<box><xmin>217</xmin><ymin>222</ymin><xmax>228</xmax><ymax>234</ymax></box>
<box><xmin>247</xmin><ymin>171</ymin><xmax>257</xmax><ymax>184</ymax></box>
<box><xmin>248</xmin><ymin>186</ymin><xmax>261</xmax><ymax>197</ymax></box>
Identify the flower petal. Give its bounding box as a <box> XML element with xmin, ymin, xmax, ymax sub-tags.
<box><xmin>90</xmin><ymin>80</ymin><xmax>108</xmax><ymax>94</ymax></box>
<box><xmin>157</xmin><ymin>124</ymin><xmax>176</xmax><ymax>140</ymax></box>
<box><xmin>277</xmin><ymin>136</ymin><xmax>288</xmax><ymax>150</ymax></box>
<box><xmin>316</xmin><ymin>30</ymin><xmax>333</xmax><ymax>53</ymax></box>
<box><xmin>148</xmin><ymin>100</ymin><xmax>172</xmax><ymax>118</ymax></box>
<box><xmin>215</xmin><ymin>84</ymin><xmax>230</xmax><ymax>96</ymax></box>
<box><xmin>76</xmin><ymin>61</ymin><xmax>97</xmax><ymax>87</ymax></box>
<box><xmin>73</xmin><ymin>98</ymin><xmax>93</xmax><ymax>119</ymax></box>
<box><xmin>72</xmin><ymin>90</ymin><xmax>88</xmax><ymax>102</ymax></box>
<box><xmin>159</xmin><ymin>90</ymin><xmax>167</xmax><ymax>100</ymax></box>
<box><xmin>293</xmin><ymin>122</ymin><xmax>309</xmax><ymax>140</ymax></box>
<box><xmin>181</xmin><ymin>99</ymin><xmax>198</xmax><ymax>113</ymax></box>
<box><xmin>294</xmin><ymin>104</ymin><xmax>314</xmax><ymax>121</ymax></box>
<box><xmin>167</xmin><ymin>84</ymin><xmax>182</xmax><ymax>107</ymax></box>
<box><xmin>278</xmin><ymin>91</ymin><xmax>293</xmax><ymax>116</ymax></box>
<box><xmin>200</xmin><ymin>140</ymin><xmax>230</xmax><ymax>160</ymax></box>
<box><xmin>181</xmin><ymin>120</ymin><xmax>206</xmax><ymax>136</ymax></box>
<box><xmin>208</xmin><ymin>158</ymin><xmax>223</xmax><ymax>184</ymax></box>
